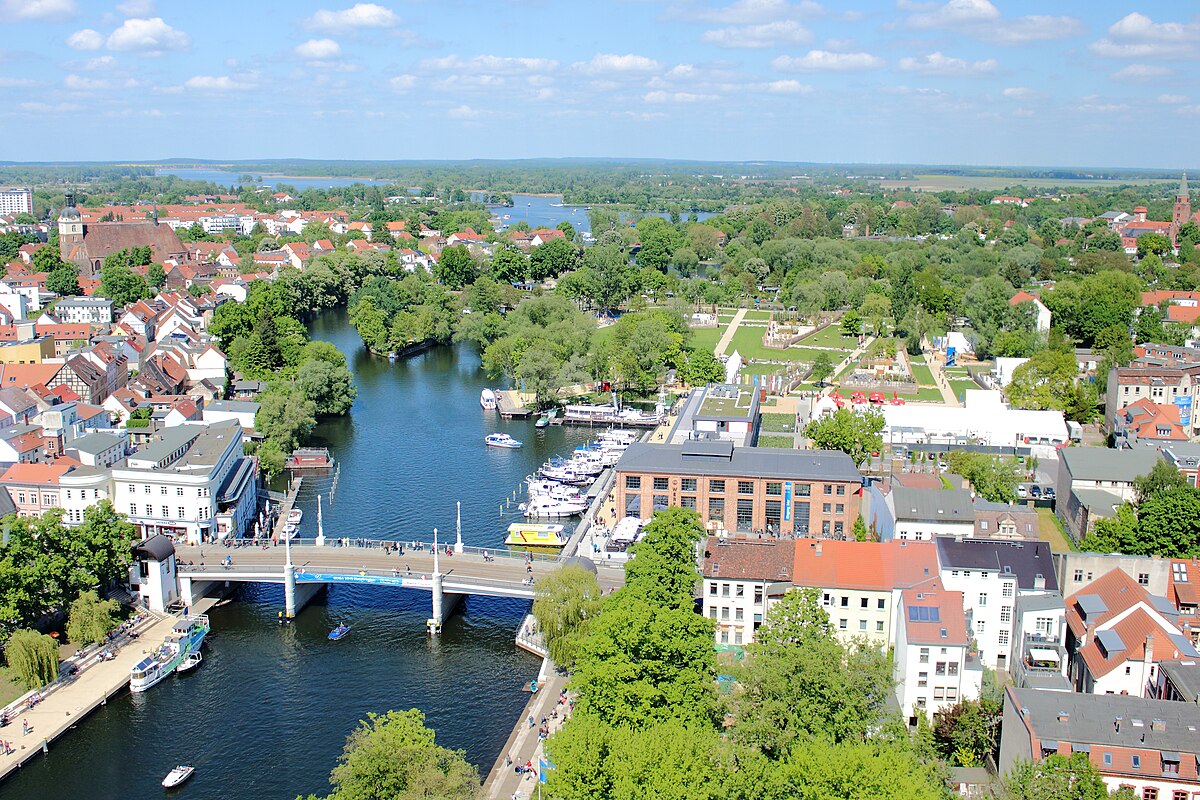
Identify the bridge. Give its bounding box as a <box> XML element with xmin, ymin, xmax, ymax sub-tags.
<box><xmin>173</xmin><ymin>537</ymin><xmax>624</xmax><ymax>634</ymax></box>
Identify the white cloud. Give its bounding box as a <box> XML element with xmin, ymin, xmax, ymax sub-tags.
<box><xmin>116</xmin><ymin>0</ymin><xmax>154</xmax><ymax>15</ymax></box>
<box><xmin>1112</xmin><ymin>63</ymin><xmax>1172</xmax><ymax>80</ymax></box>
<box><xmin>573</xmin><ymin>53</ymin><xmax>662</xmax><ymax>75</ymax></box>
<box><xmin>1158</xmin><ymin>93</ymin><xmax>1188</xmax><ymax>104</ymax></box>
<box><xmin>771</xmin><ymin>50</ymin><xmax>884</xmax><ymax>71</ymax></box>
<box><xmin>985</xmin><ymin>16</ymin><xmax>1085</xmax><ymax>45</ymax></box>
<box><xmin>107</xmin><ymin>17</ymin><xmax>190</xmax><ymax>54</ymax></box>
<box><xmin>763</xmin><ymin>79</ymin><xmax>811</xmax><ymax>94</ymax></box>
<box><xmin>686</xmin><ymin>0</ymin><xmax>824</xmax><ymax>24</ymax></box>
<box><xmin>898</xmin><ymin>52</ymin><xmax>996</xmax><ymax>76</ymax></box>
<box><xmin>643</xmin><ymin>90</ymin><xmax>718</xmax><ymax>103</ymax></box>
<box><xmin>19</xmin><ymin>101</ymin><xmax>82</xmax><ymax>112</ymax></box>
<box><xmin>304</xmin><ymin>3</ymin><xmax>398</xmax><ymax>33</ymax></box>
<box><xmin>447</xmin><ymin>104</ymin><xmax>479</xmax><ymax>119</ymax></box>
<box><xmin>185</xmin><ymin>74</ymin><xmax>255</xmax><ymax>91</ymax></box>
<box><xmin>906</xmin><ymin>0</ymin><xmax>1081</xmax><ymax>44</ymax></box>
<box><xmin>389</xmin><ymin>74</ymin><xmax>416</xmax><ymax>92</ymax></box>
<box><xmin>0</xmin><ymin>0</ymin><xmax>76</xmax><ymax>21</ymax></box>
<box><xmin>1073</xmin><ymin>96</ymin><xmax>1129</xmax><ymax>114</ymax></box>
<box><xmin>1001</xmin><ymin>87</ymin><xmax>1033</xmax><ymax>99</ymax></box>
<box><xmin>418</xmin><ymin>54</ymin><xmax>558</xmax><ymax>74</ymax></box>
<box><xmin>66</xmin><ymin>28</ymin><xmax>104</xmax><ymax>51</ymax></box>
<box><xmin>64</xmin><ymin>73</ymin><xmax>110</xmax><ymax>90</ymax></box>
<box><xmin>83</xmin><ymin>55</ymin><xmax>117</xmax><ymax>70</ymax></box>
<box><xmin>907</xmin><ymin>0</ymin><xmax>998</xmax><ymax>28</ymax></box>
<box><xmin>702</xmin><ymin>20</ymin><xmax>811</xmax><ymax>48</ymax></box>
<box><xmin>295</xmin><ymin>38</ymin><xmax>341</xmax><ymax>60</ymax></box>
<box><xmin>1091</xmin><ymin>13</ymin><xmax>1200</xmax><ymax>60</ymax></box>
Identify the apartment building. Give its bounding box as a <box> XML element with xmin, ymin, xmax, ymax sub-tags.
<box><xmin>614</xmin><ymin>441</ymin><xmax>862</xmax><ymax>537</ymax></box>
<box><xmin>700</xmin><ymin>537</ymin><xmax>793</xmax><ymax>649</ymax></box>
<box><xmin>895</xmin><ymin>579</ymin><xmax>982</xmax><ymax>719</ymax></box>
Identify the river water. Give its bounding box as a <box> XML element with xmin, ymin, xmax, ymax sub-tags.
<box><xmin>3</xmin><ymin>310</ymin><xmax>599</xmax><ymax>800</ymax></box>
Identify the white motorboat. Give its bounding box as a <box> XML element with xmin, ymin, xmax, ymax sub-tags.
<box><xmin>162</xmin><ymin>765</ymin><xmax>195</xmax><ymax>788</ymax></box>
<box><xmin>130</xmin><ymin>615</ymin><xmax>209</xmax><ymax>693</ymax></box>
<box><xmin>176</xmin><ymin>651</ymin><xmax>202</xmax><ymax>674</ymax></box>
<box><xmin>526</xmin><ymin>480</ymin><xmax>584</xmax><ymax>502</ymax></box>
<box><xmin>480</xmin><ymin>388</ymin><xmax>498</xmax><ymax>410</ymax></box>
<box><xmin>520</xmin><ymin>498</ymin><xmax>588</xmax><ymax>518</ymax></box>
<box><xmin>287</xmin><ymin>508</ymin><xmax>303</xmax><ymax>526</ymax></box>
<box><xmin>485</xmin><ymin>433</ymin><xmax>523</xmax><ymax>449</ymax></box>
<box><xmin>539</xmin><ymin>464</ymin><xmax>593</xmax><ymax>485</ymax></box>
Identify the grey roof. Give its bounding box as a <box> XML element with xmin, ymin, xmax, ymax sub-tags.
<box><xmin>57</xmin><ymin>297</ymin><xmax>113</xmax><ymax>307</ymax></box>
<box><xmin>974</xmin><ymin>499</ymin><xmax>1037</xmax><ymax>516</ymax></box>
<box><xmin>68</xmin><ymin>431</ymin><xmax>124</xmax><ymax>455</ymax></box>
<box><xmin>1076</xmin><ymin>594</ymin><xmax>1108</xmax><ymax>617</ymax></box>
<box><xmin>133</xmin><ymin>533</ymin><xmax>174</xmax><ymax>562</ymax></box>
<box><xmin>129</xmin><ymin>426</ymin><xmax>202</xmax><ymax>466</ymax></box>
<box><xmin>1162</xmin><ymin>442</ymin><xmax>1200</xmax><ymax>469</ymax></box>
<box><xmin>1071</xmin><ymin>488</ymin><xmax>1124</xmax><ymax>518</ymax></box>
<box><xmin>1061</xmin><ymin>447</ymin><xmax>1161</xmax><ymax>483</ymax></box>
<box><xmin>615</xmin><ymin>441</ymin><xmax>863</xmax><ymax>482</ymax></box>
<box><xmin>935</xmin><ymin>537</ymin><xmax>1058</xmax><ymax>591</ymax></box>
<box><xmin>205</xmin><ymin>400</ymin><xmax>259</xmax><ymax>414</ymax></box>
<box><xmin>1159</xmin><ymin>660</ymin><xmax>1200</xmax><ymax>703</ymax></box>
<box><xmin>1007</xmin><ymin>687</ymin><xmax>1200</xmax><ymax>753</ymax></box>
<box><xmin>1095</xmin><ymin>629</ymin><xmax>1126</xmax><ymax>653</ymax></box>
<box><xmin>1016</xmin><ymin>592</ymin><xmax>1065</xmax><ymax>614</ymax></box>
<box><xmin>892</xmin><ymin>487</ymin><xmax>974</xmax><ymax>522</ymax></box>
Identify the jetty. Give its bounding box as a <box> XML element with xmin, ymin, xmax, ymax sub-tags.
<box><xmin>496</xmin><ymin>390</ymin><xmax>533</xmax><ymax>419</ymax></box>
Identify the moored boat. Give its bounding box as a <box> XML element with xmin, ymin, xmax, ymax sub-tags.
<box><xmin>176</xmin><ymin>651</ymin><xmax>202</xmax><ymax>674</ymax></box>
<box><xmin>505</xmin><ymin>523</ymin><xmax>567</xmax><ymax>547</ymax></box>
<box><xmin>130</xmin><ymin>615</ymin><xmax>209</xmax><ymax>693</ymax></box>
<box><xmin>480</xmin><ymin>388</ymin><xmax>498</xmax><ymax>410</ymax></box>
<box><xmin>485</xmin><ymin>433</ymin><xmax>522</xmax><ymax>448</ymax></box>
<box><xmin>162</xmin><ymin>765</ymin><xmax>195</xmax><ymax>788</ymax></box>
<box><xmin>520</xmin><ymin>498</ymin><xmax>587</xmax><ymax>518</ymax></box>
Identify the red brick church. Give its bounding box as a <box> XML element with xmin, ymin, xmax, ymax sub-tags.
<box><xmin>58</xmin><ymin>193</ymin><xmax>187</xmax><ymax>278</ymax></box>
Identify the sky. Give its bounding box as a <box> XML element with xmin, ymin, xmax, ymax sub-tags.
<box><xmin>0</xmin><ymin>0</ymin><xmax>1198</xmax><ymax>168</ymax></box>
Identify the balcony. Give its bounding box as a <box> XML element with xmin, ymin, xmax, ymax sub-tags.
<box><xmin>1016</xmin><ymin>634</ymin><xmax>1070</xmax><ymax>692</ymax></box>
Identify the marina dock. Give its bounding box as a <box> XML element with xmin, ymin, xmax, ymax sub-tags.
<box><xmin>496</xmin><ymin>390</ymin><xmax>533</xmax><ymax>418</ymax></box>
<box><xmin>0</xmin><ymin>595</ymin><xmax>219</xmax><ymax>785</ymax></box>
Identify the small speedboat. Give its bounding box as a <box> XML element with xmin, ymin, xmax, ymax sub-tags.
<box><xmin>176</xmin><ymin>651</ymin><xmax>202</xmax><ymax>674</ymax></box>
<box><xmin>328</xmin><ymin>623</ymin><xmax>351</xmax><ymax>641</ymax></box>
<box><xmin>162</xmin><ymin>765</ymin><xmax>195</xmax><ymax>788</ymax></box>
<box><xmin>287</xmin><ymin>508</ymin><xmax>303</xmax><ymax>525</ymax></box>
<box><xmin>485</xmin><ymin>433</ymin><xmax>522</xmax><ymax>449</ymax></box>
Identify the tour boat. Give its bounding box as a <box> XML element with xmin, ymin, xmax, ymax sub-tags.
<box><xmin>130</xmin><ymin>615</ymin><xmax>209</xmax><ymax>693</ymax></box>
<box><xmin>520</xmin><ymin>497</ymin><xmax>588</xmax><ymax>518</ymax></box>
<box><xmin>504</xmin><ymin>523</ymin><xmax>567</xmax><ymax>547</ymax></box>
<box><xmin>480</xmin><ymin>388</ymin><xmax>498</xmax><ymax>410</ymax></box>
<box><xmin>328</xmin><ymin>623</ymin><xmax>351</xmax><ymax>641</ymax></box>
<box><xmin>175</xmin><ymin>651</ymin><xmax>202</xmax><ymax>674</ymax></box>
<box><xmin>485</xmin><ymin>433</ymin><xmax>522</xmax><ymax>449</ymax></box>
<box><xmin>162</xmin><ymin>765</ymin><xmax>196</xmax><ymax>788</ymax></box>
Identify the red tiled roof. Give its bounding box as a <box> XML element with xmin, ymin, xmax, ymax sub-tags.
<box><xmin>701</xmin><ymin>537</ymin><xmax>792</xmax><ymax>581</ymax></box>
<box><xmin>0</xmin><ymin>462</ymin><xmax>72</xmax><ymax>485</ymax></box>
<box><xmin>1066</xmin><ymin>569</ymin><xmax>1187</xmax><ymax>678</ymax></box>
<box><xmin>792</xmin><ymin>540</ymin><xmax>938</xmax><ymax>592</ymax></box>
<box><xmin>901</xmin><ymin>579</ymin><xmax>968</xmax><ymax>646</ymax></box>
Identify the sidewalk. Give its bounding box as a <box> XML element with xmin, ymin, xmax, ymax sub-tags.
<box><xmin>483</xmin><ymin>662</ymin><xmax>570</xmax><ymax>799</ymax></box>
<box><xmin>715</xmin><ymin>308</ymin><xmax>747</xmax><ymax>357</ymax></box>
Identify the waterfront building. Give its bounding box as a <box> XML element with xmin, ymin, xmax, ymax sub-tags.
<box><xmin>894</xmin><ymin>578</ymin><xmax>982</xmax><ymax>719</ymax></box>
<box><xmin>1000</xmin><ymin>687</ymin><xmax>1200</xmax><ymax>799</ymax></box>
<box><xmin>614</xmin><ymin>440</ymin><xmax>862</xmax><ymax>537</ymax></box>
<box><xmin>936</xmin><ymin>537</ymin><xmax>1058</xmax><ymax>670</ymax></box>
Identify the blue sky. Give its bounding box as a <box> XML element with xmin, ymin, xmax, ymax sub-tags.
<box><xmin>1</xmin><ymin>0</ymin><xmax>1198</xmax><ymax>168</ymax></box>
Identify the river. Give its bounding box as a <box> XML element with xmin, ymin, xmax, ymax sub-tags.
<box><xmin>2</xmin><ymin>310</ymin><xmax>599</xmax><ymax>800</ymax></box>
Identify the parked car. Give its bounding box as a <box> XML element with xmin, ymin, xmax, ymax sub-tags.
<box><xmin>1043</xmin><ymin>487</ymin><xmax>1056</xmax><ymax>500</ymax></box>
<box><xmin>1030</xmin><ymin>485</ymin><xmax>1042</xmax><ymax>498</ymax></box>
<box><xmin>1017</xmin><ymin>485</ymin><xmax>1028</xmax><ymax>498</ymax></box>
<box><xmin>937</xmin><ymin>461</ymin><xmax>949</xmax><ymax>472</ymax></box>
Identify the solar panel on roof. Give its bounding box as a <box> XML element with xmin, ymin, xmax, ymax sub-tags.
<box><xmin>908</xmin><ymin>606</ymin><xmax>941</xmax><ymax>622</ymax></box>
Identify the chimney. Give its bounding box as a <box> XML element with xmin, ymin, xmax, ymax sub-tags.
<box><xmin>1080</xmin><ymin>622</ymin><xmax>1089</xmax><ymax>649</ymax></box>
<box><xmin>1034</xmin><ymin>573</ymin><xmax>1046</xmax><ymax>591</ymax></box>
<box><xmin>1145</xmin><ymin>635</ymin><xmax>1155</xmax><ymax>665</ymax></box>
<box><xmin>815</xmin><ymin>542</ymin><xmax>823</xmax><ymax>557</ymax></box>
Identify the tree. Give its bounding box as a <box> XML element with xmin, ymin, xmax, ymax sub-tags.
<box><xmin>4</xmin><ymin>629</ymin><xmax>59</xmax><ymax>689</ymax></box>
<box><xmin>1136</xmin><ymin>232</ymin><xmax>1171</xmax><ymax>259</ymax></box>
<box><xmin>297</xmin><ymin>358</ymin><xmax>357</xmax><ymax>416</ymax></box>
<box><xmin>1004</xmin><ymin>349</ymin><xmax>1078</xmax><ymax>411</ymax></box>
<box><xmin>861</xmin><ymin>292</ymin><xmax>891</xmax><ymax>336</ymax></box>
<box><xmin>810</xmin><ymin>352</ymin><xmax>834</xmax><ymax>383</ymax></box>
<box><xmin>852</xmin><ymin>516</ymin><xmax>869</xmax><ymax>542</ymax></box>
<box><xmin>932</xmin><ymin>699</ymin><xmax>1001</xmax><ymax>766</ymax></box>
<box><xmin>530</xmin><ymin>237</ymin><xmax>580</xmax><ymax>281</ymax></box>
<box><xmin>146</xmin><ymin>262</ymin><xmax>167</xmax><ymax>290</ymax></box>
<box><xmin>840</xmin><ymin>310</ymin><xmax>862</xmax><ymax>336</ymax></box>
<box><xmin>66</xmin><ymin>589</ymin><xmax>120</xmax><ymax>645</ymax></box>
<box><xmin>304</xmin><ymin>709</ymin><xmax>482</xmax><ymax>800</ymax></box>
<box><xmin>98</xmin><ymin>262</ymin><xmax>150</xmax><ymax>306</ymax></box>
<box><xmin>532</xmin><ymin>565</ymin><xmax>603</xmax><ymax>671</ymax></box>
<box><xmin>255</xmin><ymin>390</ymin><xmax>316</xmax><ymax>453</ymax></box>
<box><xmin>1005</xmin><ymin>753</ymin><xmax>1123</xmax><ymax>800</ymax></box>
<box><xmin>945</xmin><ymin>452</ymin><xmax>1019</xmax><ymax>503</ymax></box>
<box><xmin>434</xmin><ymin>245</ymin><xmax>477</xmax><ymax>289</ymax></box>
<box><xmin>46</xmin><ymin>263</ymin><xmax>81</xmax><ymax>296</ymax></box>
<box><xmin>804</xmin><ymin>408</ymin><xmax>884</xmax><ymax>465</ymax></box>
<box><xmin>1134</xmin><ymin>459</ymin><xmax>1188</xmax><ymax>504</ymax></box>
<box><xmin>489</xmin><ymin>245</ymin><xmax>528</xmax><ymax>285</ymax></box>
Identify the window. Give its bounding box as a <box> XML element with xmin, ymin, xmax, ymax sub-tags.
<box><xmin>722</xmin><ymin>584</ymin><xmax>730</xmax><ymax>597</ymax></box>
<box><xmin>1131</xmin><ymin>755</ymin><xmax>1141</xmax><ymax>770</ymax></box>
<box><xmin>933</xmin><ymin>687</ymin><xmax>944</xmax><ymax>701</ymax></box>
<box><xmin>709</xmin><ymin>584</ymin><xmax>717</xmax><ymax>596</ymax></box>
<box><xmin>1170</xmin><ymin>792</ymin><xmax>1186</xmax><ymax>800</ymax></box>
<box><xmin>653</xmin><ymin>477</ymin><xmax>669</xmax><ymax>491</ymax></box>
<box><xmin>919</xmin><ymin>648</ymin><xmax>929</xmax><ymax>663</ymax></box>
<box><xmin>946</xmin><ymin>687</ymin><xmax>957</xmax><ymax>701</ymax></box>
<box><xmin>948</xmin><ymin>662</ymin><xmax>958</xmax><ymax>676</ymax></box>
<box><xmin>980</xmin><ymin>521</ymin><xmax>988</xmax><ymax>530</ymax></box>
<box><xmin>1162</xmin><ymin>756</ymin><xmax>1180</xmax><ymax>775</ymax></box>
<box><xmin>734</xmin><ymin>631</ymin><xmax>742</xmax><ymax>645</ymax></box>
<box><xmin>1137</xmin><ymin>573</ymin><xmax>1150</xmax><ymax>586</ymax></box>
<box><xmin>835</xmin><ymin>504</ymin><xmax>844</xmax><ymax>514</ymax></box>
<box><xmin>144</xmin><ymin>484</ymin><xmax>150</xmax><ymax>494</ymax></box>
<box><xmin>878</xmin><ymin>598</ymin><xmax>886</xmax><ymax>609</ymax></box>
<box><xmin>836</xmin><ymin>484</ymin><xmax>845</xmax><ymax>496</ymax></box>
<box><xmin>652</xmin><ymin>495</ymin><xmax>669</xmax><ymax>511</ymax></box>
<box><xmin>841</xmin><ymin>596</ymin><xmax>850</xmax><ymax>607</ymax></box>
<box><xmin>625</xmin><ymin>475</ymin><xmax>641</xmax><ymax>490</ymax></box>
<box><xmin>708</xmin><ymin>607</ymin><xmax>717</xmax><ymax>619</ymax></box>
<box><xmin>998</xmin><ymin>631</ymin><xmax>1009</xmax><ymax>646</ymax></box>
<box><xmin>861</xmin><ymin>598</ymin><xmax>869</xmax><ymax>609</ymax></box>
<box><xmin>795</xmin><ymin>484</ymin><xmax>811</xmax><ymax>497</ymax></box>
<box><xmin>976</xmin><ymin>620</ymin><xmax>985</xmax><ymax>632</ymax></box>
<box><xmin>918</xmin><ymin>671</ymin><xmax>928</xmax><ymax>687</ymax></box>
<box><xmin>766</xmin><ymin>482</ymin><xmax>782</xmax><ymax>496</ymax></box>
<box><xmin>979</xmin><ymin>593</ymin><xmax>988</xmax><ymax>606</ymax></box>
<box><xmin>720</xmin><ymin>630</ymin><xmax>728</xmax><ymax>644</ymax></box>
<box><xmin>935</xmin><ymin>661</ymin><xmax>946</xmax><ymax>675</ymax></box>
<box><xmin>823</xmin><ymin>503</ymin><xmax>832</xmax><ymax>513</ymax></box>
<box><xmin>839</xmin><ymin>619</ymin><xmax>848</xmax><ymax>630</ymax></box>
<box><xmin>680</xmin><ymin>496</ymin><xmax>697</xmax><ymax>510</ymax></box>
<box><xmin>765</xmin><ymin>500</ymin><xmax>781</xmax><ymax>528</ymax></box>
<box><xmin>734</xmin><ymin>608</ymin><xmax>743</xmax><ymax>621</ymax></box>
<box><xmin>161</xmin><ymin>505</ymin><xmax>169</xmax><ymax>518</ymax></box>
<box><xmin>721</xmin><ymin>607</ymin><xmax>730</xmax><ymax>619</ymax></box>
<box><xmin>737</xmin><ymin>481</ymin><xmax>754</xmax><ymax>495</ymax></box>
<box><xmin>834</xmin><ymin>522</ymin><xmax>844</xmax><ymax>536</ymax></box>
<box><xmin>709</xmin><ymin>480</ymin><xmax>725</xmax><ymax>494</ymax></box>
<box><xmin>824</xmin><ymin>484</ymin><xmax>833</xmax><ymax>495</ymax></box>
<box><xmin>735</xmin><ymin>585</ymin><xmax>745</xmax><ymax>598</ymax></box>
<box><xmin>793</xmin><ymin>501</ymin><xmax>810</xmax><ymax>533</ymax></box>
<box><xmin>160</xmin><ymin>486</ymin><xmax>167</xmax><ymax>495</ymax></box>
<box><xmin>1002</xmin><ymin>583</ymin><xmax>1014</xmax><ymax>598</ymax></box>
<box><xmin>736</xmin><ymin>499</ymin><xmax>753</xmax><ymax>528</ymax></box>
<box><xmin>822</xmin><ymin>520</ymin><xmax>831</xmax><ymax>535</ymax></box>
<box><xmin>1103</xmin><ymin>753</ymin><xmax>1112</xmax><ymax>767</ymax></box>
<box><xmin>859</xmin><ymin>620</ymin><xmax>867</xmax><ymax>630</ymax></box>
<box><xmin>754</xmin><ymin>588</ymin><xmax>763</xmax><ymax>604</ymax></box>
<box><xmin>916</xmin><ymin>697</ymin><xmax>926</xmax><ymax>708</ymax></box>
<box><xmin>176</xmin><ymin>487</ymin><xmax>184</xmax><ymax>496</ymax></box>
<box><xmin>708</xmin><ymin>498</ymin><xmax>725</xmax><ymax>519</ymax></box>
<box><xmin>1142</xmin><ymin>789</ymin><xmax>1155</xmax><ymax>800</ymax></box>
<box><xmin>681</xmin><ymin>478</ymin><xmax>697</xmax><ymax>492</ymax></box>
<box><xmin>1000</xmin><ymin>607</ymin><xmax>1012</xmax><ymax>623</ymax></box>
<box><xmin>876</xmin><ymin>621</ymin><xmax>885</xmax><ymax>632</ymax></box>
<box><xmin>178</xmin><ymin>507</ymin><xmax>185</xmax><ymax>519</ymax></box>
<box><xmin>1074</xmin><ymin>569</ymin><xmax>1084</xmax><ymax>582</ymax></box>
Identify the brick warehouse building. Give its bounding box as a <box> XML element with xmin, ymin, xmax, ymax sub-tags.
<box><xmin>613</xmin><ymin>441</ymin><xmax>863</xmax><ymax>537</ymax></box>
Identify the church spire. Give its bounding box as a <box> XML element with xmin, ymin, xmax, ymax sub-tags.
<box><xmin>1181</xmin><ymin>172</ymin><xmax>1190</xmax><ymax>200</ymax></box>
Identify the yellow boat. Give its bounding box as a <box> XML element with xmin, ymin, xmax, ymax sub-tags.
<box><xmin>505</xmin><ymin>523</ymin><xmax>566</xmax><ymax>547</ymax></box>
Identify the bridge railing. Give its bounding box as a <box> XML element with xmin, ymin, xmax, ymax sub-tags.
<box><xmin>201</xmin><ymin>537</ymin><xmax>568</xmax><ymax>563</ymax></box>
<box><xmin>178</xmin><ymin>562</ymin><xmax>538</xmax><ymax>593</ymax></box>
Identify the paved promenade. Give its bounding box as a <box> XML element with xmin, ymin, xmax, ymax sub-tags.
<box><xmin>0</xmin><ymin>597</ymin><xmax>216</xmax><ymax>784</ymax></box>
<box><xmin>482</xmin><ymin>661</ymin><xmax>570</xmax><ymax>800</ymax></box>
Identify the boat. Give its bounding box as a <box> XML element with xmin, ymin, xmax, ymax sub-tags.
<box><xmin>287</xmin><ymin>447</ymin><xmax>333</xmax><ymax>470</ymax></box>
<box><xmin>534</xmin><ymin>416</ymin><xmax>549</xmax><ymax>429</ymax></box>
<box><xmin>176</xmin><ymin>651</ymin><xmax>202</xmax><ymax>674</ymax></box>
<box><xmin>287</xmin><ymin>508</ymin><xmax>303</xmax><ymax>526</ymax></box>
<box><xmin>505</xmin><ymin>523</ymin><xmax>567</xmax><ymax>547</ymax></box>
<box><xmin>526</xmin><ymin>479</ymin><xmax>584</xmax><ymax>502</ymax></box>
<box><xmin>520</xmin><ymin>498</ymin><xmax>587</xmax><ymax>518</ymax></box>
<box><xmin>130</xmin><ymin>615</ymin><xmax>209</xmax><ymax>693</ymax></box>
<box><xmin>480</xmin><ymin>388</ymin><xmax>498</xmax><ymax>410</ymax></box>
<box><xmin>162</xmin><ymin>765</ymin><xmax>195</xmax><ymax>788</ymax></box>
<box><xmin>328</xmin><ymin>623</ymin><xmax>351</xmax><ymax>641</ymax></box>
<box><xmin>485</xmin><ymin>433</ymin><xmax>522</xmax><ymax>449</ymax></box>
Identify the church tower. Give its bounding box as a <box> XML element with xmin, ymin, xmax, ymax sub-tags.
<box><xmin>1174</xmin><ymin>173</ymin><xmax>1191</xmax><ymax>237</ymax></box>
<box><xmin>57</xmin><ymin>191</ymin><xmax>84</xmax><ymax>251</ymax></box>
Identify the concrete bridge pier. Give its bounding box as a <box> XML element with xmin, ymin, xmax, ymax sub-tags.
<box><xmin>283</xmin><ymin>564</ymin><xmax>324</xmax><ymax>618</ymax></box>
<box><xmin>427</xmin><ymin>574</ymin><xmax>464</xmax><ymax>636</ymax></box>
<box><xmin>179</xmin><ymin>577</ymin><xmax>219</xmax><ymax>607</ymax></box>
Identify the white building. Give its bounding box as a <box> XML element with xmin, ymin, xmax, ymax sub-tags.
<box><xmin>882</xmin><ymin>389</ymin><xmax>1069</xmax><ymax>460</ymax></box>
<box><xmin>885</xmin><ymin>487</ymin><xmax>975</xmax><ymax>541</ymax></box>
<box><xmin>55</xmin><ymin>297</ymin><xmax>115</xmax><ymax>325</ymax></box>
<box><xmin>111</xmin><ymin>421</ymin><xmax>258</xmax><ymax>543</ymax></box>
<box><xmin>65</xmin><ymin>430</ymin><xmax>127</xmax><ymax>468</ymax></box>
<box><xmin>894</xmin><ymin>580</ymin><xmax>982</xmax><ymax>720</ymax></box>
<box><xmin>202</xmin><ymin>400</ymin><xmax>259</xmax><ymax>435</ymax></box>
<box><xmin>701</xmin><ymin>537</ymin><xmax>793</xmax><ymax>649</ymax></box>
<box><xmin>0</xmin><ymin>188</ymin><xmax>33</xmax><ymax>216</ymax></box>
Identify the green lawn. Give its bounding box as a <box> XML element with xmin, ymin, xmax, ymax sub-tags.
<box><xmin>0</xmin><ymin>666</ymin><xmax>27</xmax><ymax>707</ymax></box>
<box><xmin>761</xmin><ymin>413</ymin><xmax>800</xmax><ymax>433</ymax></box>
<box><xmin>742</xmin><ymin>310</ymin><xmax>775</xmax><ymax>321</ymax></box>
<box><xmin>727</xmin><ymin>326</ymin><xmax>811</xmax><ymax>361</ymax></box>
<box><xmin>909</xmin><ymin>362</ymin><xmax>937</xmax><ymax>387</ymax></box>
<box><xmin>799</xmin><ymin>327</ymin><xmax>861</xmax><ymax>349</ymax></box>
<box><xmin>910</xmin><ymin>387</ymin><xmax>946</xmax><ymax>402</ymax></box>
<box><xmin>689</xmin><ymin>325</ymin><xmax>724</xmax><ymax>355</ymax></box>
<box><xmin>949</xmin><ymin>380</ymin><xmax>978</xmax><ymax>400</ymax></box>
<box><xmin>757</xmin><ymin>435</ymin><xmax>796</xmax><ymax>449</ymax></box>
<box><xmin>1037</xmin><ymin>507</ymin><xmax>1074</xmax><ymax>553</ymax></box>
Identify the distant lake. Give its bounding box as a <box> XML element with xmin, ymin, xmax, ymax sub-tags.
<box><xmin>155</xmin><ymin>168</ymin><xmax>391</xmax><ymax>191</ymax></box>
<box><xmin>485</xmin><ymin>193</ymin><xmax>720</xmax><ymax>235</ymax></box>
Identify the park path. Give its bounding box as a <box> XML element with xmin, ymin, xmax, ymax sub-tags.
<box><xmin>483</xmin><ymin>664</ymin><xmax>570</xmax><ymax>799</ymax></box>
<box><xmin>715</xmin><ymin>308</ymin><xmax>748</xmax><ymax>357</ymax></box>
<box><xmin>929</xmin><ymin>352</ymin><xmax>961</xmax><ymax>407</ymax></box>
